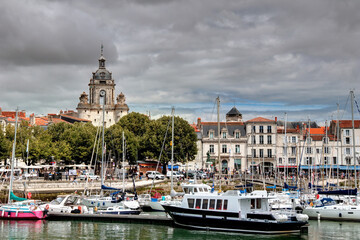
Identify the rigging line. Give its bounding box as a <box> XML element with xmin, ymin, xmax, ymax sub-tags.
<box><xmin>83</xmin><ymin>125</ymin><xmax>101</xmax><ymax>195</ymax></box>
<box><xmin>149</xmin><ymin>117</ymin><xmax>172</xmax><ymax>194</ymax></box>
<box><xmin>354</xmin><ymin>99</ymin><xmax>360</xmax><ymax>115</ymax></box>
<box><xmin>340</xmin><ymin>93</ymin><xmax>350</xmax><ymax>120</ymax></box>
<box><xmin>210</xmin><ymin>98</ymin><xmax>217</xmax><ymax>122</ymax></box>
<box><xmin>108</xmin><ymin>127</ymin><xmax>121</xmax><ymax>168</ymax></box>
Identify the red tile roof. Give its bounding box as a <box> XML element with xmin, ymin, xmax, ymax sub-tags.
<box><xmin>277</xmin><ymin>128</ymin><xmax>300</xmax><ymax>134</ymax></box>
<box><xmin>246</xmin><ymin>117</ymin><xmax>275</xmax><ymax>123</ymax></box>
<box><xmin>201</xmin><ymin>122</ymin><xmax>244</xmax><ymax>126</ymax></box>
<box><xmin>190</xmin><ymin>123</ymin><xmax>200</xmax><ymax>132</ymax></box>
<box><xmin>2</xmin><ymin>111</ymin><xmax>26</xmax><ymax>118</ymax></box>
<box><xmin>333</xmin><ymin>120</ymin><xmax>360</xmax><ymax>129</ymax></box>
<box><xmin>307</xmin><ymin>127</ymin><xmax>327</xmax><ymax>135</ymax></box>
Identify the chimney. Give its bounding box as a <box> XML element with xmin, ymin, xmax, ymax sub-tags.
<box><xmin>197</xmin><ymin>117</ymin><xmax>201</xmax><ymax>129</ymax></box>
<box><xmin>275</xmin><ymin>117</ymin><xmax>277</xmax><ymax>122</ymax></box>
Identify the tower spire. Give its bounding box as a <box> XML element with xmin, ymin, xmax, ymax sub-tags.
<box><xmin>101</xmin><ymin>44</ymin><xmax>103</xmax><ymax>56</ymax></box>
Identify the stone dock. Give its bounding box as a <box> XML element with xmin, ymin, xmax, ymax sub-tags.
<box><xmin>0</xmin><ymin>178</ymin><xmax>165</xmax><ymax>195</ymax></box>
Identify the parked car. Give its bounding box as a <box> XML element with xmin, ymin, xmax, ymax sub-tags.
<box><xmin>196</xmin><ymin>171</ymin><xmax>207</xmax><ymax>179</ymax></box>
<box><xmin>166</xmin><ymin>171</ymin><xmax>184</xmax><ymax>179</ymax></box>
<box><xmin>78</xmin><ymin>174</ymin><xmax>100</xmax><ymax>181</ymax></box>
<box><xmin>147</xmin><ymin>171</ymin><xmax>165</xmax><ymax>180</ymax></box>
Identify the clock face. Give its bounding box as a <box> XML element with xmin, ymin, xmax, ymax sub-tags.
<box><xmin>100</xmin><ymin>90</ymin><xmax>106</xmax><ymax>97</ymax></box>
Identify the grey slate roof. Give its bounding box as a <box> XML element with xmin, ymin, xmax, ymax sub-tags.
<box><xmin>226</xmin><ymin>107</ymin><xmax>241</xmax><ymax>116</ymax></box>
<box><xmin>277</xmin><ymin>121</ymin><xmax>319</xmax><ymax>129</ymax></box>
<box><xmin>202</xmin><ymin>123</ymin><xmax>246</xmax><ymax>138</ymax></box>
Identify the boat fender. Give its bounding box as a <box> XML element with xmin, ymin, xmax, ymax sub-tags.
<box><xmin>273</xmin><ymin>213</ymin><xmax>288</xmax><ymax>222</ymax></box>
<box><xmin>296</xmin><ymin>214</ymin><xmax>309</xmax><ymax>222</ymax></box>
<box><xmin>78</xmin><ymin>206</ymin><xmax>82</xmax><ymax>213</ymax></box>
<box><xmin>94</xmin><ymin>207</ymin><xmax>98</xmax><ymax>212</ymax></box>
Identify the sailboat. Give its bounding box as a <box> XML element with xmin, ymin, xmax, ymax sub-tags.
<box><xmin>303</xmin><ymin>90</ymin><xmax>360</xmax><ymax>220</ymax></box>
<box><xmin>138</xmin><ymin>107</ymin><xmax>179</xmax><ymax>212</ymax></box>
<box><xmin>0</xmin><ymin>109</ymin><xmax>47</xmax><ymax>219</ymax></box>
<box><xmin>81</xmin><ymin>91</ymin><xmax>140</xmax><ymax>214</ymax></box>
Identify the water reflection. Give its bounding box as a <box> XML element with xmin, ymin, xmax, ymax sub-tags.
<box><xmin>0</xmin><ymin>219</ymin><xmax>360</xmax><ymax>240</ymax></box>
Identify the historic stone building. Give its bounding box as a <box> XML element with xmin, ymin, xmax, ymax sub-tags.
<box><xmin>77</xmin><ymin>47</ymin><xmax>129</xmax><ymax>127</ymax></box>
<box><xmin>198</xmin><ymin>107</ymin><xmax>247</xmax><ymax>172</ymax></box>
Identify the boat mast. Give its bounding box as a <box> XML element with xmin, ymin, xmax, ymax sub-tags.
<box><xmin>100</xmin><ymin>90</ymin><xmax>106</xmax><ymax>196</ymax></box>
<box><xmin>8</xmin><ymin>108</ymin><xmax>19</xmax><ymax>204</ymax></box>
<box><xmin>351</xmin><ymin>90</ymin><xmax>357</xmax><ymax>189</ymax></box>
<box><xmin>217</xmin><ymin>97</ymin><xmax>221</xmax><ymax>192</ymax></box>
<box><xmin>336</xmin><ymin>103</ymin><xmax>340</xmax><ymax>187</ymax></box>
<box><xmin>170</xmin><ymin>107</ymin><xmax>175</xmax><ymax>196</ymax></box>
<box><xmin>122</xmin><ymin>131</ymin><xmax>125</xmax><ymax>192</ymax></box>
<box><xmin>284</xmin><ymin>112</ymin><xmax>287</xmax><ymax>186</ymax></box>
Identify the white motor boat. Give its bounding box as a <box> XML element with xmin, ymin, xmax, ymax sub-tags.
<box><xmin>303</xmin><ymin>197</ymin><xmax>360</xmax><ymax>221</ymax></box>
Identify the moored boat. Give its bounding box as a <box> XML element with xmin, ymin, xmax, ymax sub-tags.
<box><xmin>161</xmin><ymin>185</ymin><xmax>308</xmax><ymax>234</ymax></box>
<box><xmin>0</xmin><ymin>200</ymin><xmax>47</xmax><ymax>220</ymax></box>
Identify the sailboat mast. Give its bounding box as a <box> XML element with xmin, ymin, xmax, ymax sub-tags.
<box><xmin>284</xmin><ymin>112</ymin><xmax>287</xmax><ymax>185</ymax></box>
<box><xmin>351</xmin><ymin>90</ymin><xmax>357</xmax><ymax>189</ymax></box>
<box><xmin>8</xmin><ymin>109</ymin><xmax>19</xmax><ymax>204</ymax></box>
<box><xmin>100</xmin><ymin>90</ymin><xmax>106</xmax><ymax>190</ymax></box>
<box><xmin>336</xmin><ymin>103</ymin><xmax>340</xmax><ymax>187</ymax></box>
<box><xmin>170</xmin><ymin>107</ymin><xmax>175</xmax><ymax>192</ymax></box>
<box><xmin>217</xmin><ymin>97</ymin><xmax>221</xmax><ymax>191</ymax></box>
<box><xmin>122</xmin><ymin>131</ymin><xmax>125</xmax><ymax>192</ymax></box>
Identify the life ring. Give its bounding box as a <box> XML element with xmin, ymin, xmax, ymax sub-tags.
<box><xmin>27</xmin><ymin>192</ymin><xmax>32</xmax><ymax>199</ymax></box>
<box><xmin>45</xmin><ymin>205</ymin><xmax>50</xmax><ymax>210</ymax></box>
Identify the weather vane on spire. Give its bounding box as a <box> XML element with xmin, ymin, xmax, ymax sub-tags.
<box><xmin>101</xmin><ymin>43</ymin><xmax>103</xmax><ymax>56</ymax></box>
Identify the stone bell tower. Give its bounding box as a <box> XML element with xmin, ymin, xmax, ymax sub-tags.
<box><xmin>77</xmin><ymin>45</ymin><xmax>129</xmax><ymax>127</ymax></box>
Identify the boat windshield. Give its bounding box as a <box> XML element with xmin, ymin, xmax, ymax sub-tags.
<box><xmin>50</xmin><ymin>197</ymin><xmax>65</xmax><ymax>205</ymax></box>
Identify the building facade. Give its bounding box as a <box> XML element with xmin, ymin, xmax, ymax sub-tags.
<box><xmin>197</xmin><ymin>107</ymin><xmax>247</xmax><ymax>173</ymax></box>
<box><xmin>194</xmin><ymin>109</ymin><xmax>360</xmax><ymax>175</ymax></box>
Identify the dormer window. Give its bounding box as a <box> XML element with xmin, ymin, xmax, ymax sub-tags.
<box><xmin>222</xmin><ymin>132</ymin><xmax>227</xmax><ymax>139</ymax></box>
<box><xmin>235</xmin><ymin>131</ymin><xmax>240</xmax><ymax>139</ymax></box>
<box><xmin>209</xmin><ymin>131</ymin><xmax>214</xmax><ymax>139</ymax></box>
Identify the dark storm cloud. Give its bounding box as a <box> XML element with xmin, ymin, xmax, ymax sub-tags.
<box><xmin>1</xmin><ymin>0</ymin><xmax>359</xmax><ymax>124</ymax></box>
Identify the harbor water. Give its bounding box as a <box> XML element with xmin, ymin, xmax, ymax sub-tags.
<box><xmin>1</xmin><ymin>219</ymin><xmax>360</xmax><ymax>240</ymax></box>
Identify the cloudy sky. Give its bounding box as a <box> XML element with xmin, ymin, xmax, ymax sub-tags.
<box><xmin>1</xmin><ymin>0</ymin><xmax>359</xmax><ymax>125</ymax></box>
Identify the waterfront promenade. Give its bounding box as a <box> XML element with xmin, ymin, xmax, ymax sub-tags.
<box><xmin>0</xmin><ymin>178</ymin><xmax>165</xmax><ymax>195</ymax></box>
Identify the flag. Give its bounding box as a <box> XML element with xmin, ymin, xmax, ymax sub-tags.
<box><xmin>211</xmin><ymin>182</ymin><xmax>215</xmax><ymax>193</ymax></box>
<box><xmin>26</xmin><ymin>139</ymin><xmax>29</xmax><ymax>152</ymax></box>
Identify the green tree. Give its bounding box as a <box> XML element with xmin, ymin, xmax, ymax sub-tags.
<box><xmin>0</xmin><ymin>127</ymin><xmax>11</xmax><ymax>163</ymax></box>
<box><xmin>143</xmin><ymin>115</ymin><xmax>198</xmax><ymax>173</ymax></box>
<box><xmin>61</xmin><ymin>122</ymin><xmax>97</xmax><ymax>164</ymax></box>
